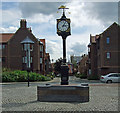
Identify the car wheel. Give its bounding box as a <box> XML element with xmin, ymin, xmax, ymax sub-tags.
<box><xmin>106</xmin><ymin>80</ymin><xmax>112</xmax><ymax>83</ymax></box>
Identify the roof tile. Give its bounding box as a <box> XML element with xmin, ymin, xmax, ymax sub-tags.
<box><xmin>0</xmin><ymin>33</ymin><xmax>14</xmax><ymax>43</ymax></box>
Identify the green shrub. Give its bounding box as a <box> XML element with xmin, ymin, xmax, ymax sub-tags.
<box><xmin>79</xmin><ymin>74</ymin><xmax>87</xmax><ymax>79</ymax></box>
<box><xmin>2</xmin><ymin>72</ymin><xmax>15</xmax><ymax>82</ymax></box>
<box><xmin>44</xmin><ymin>77</ymin><xmax>51</xmax><ymax>81</ymax></box>
<box><xmin>74</xmin><ymin>73</ymin><xmax>87</xmax><ymax>79</ymax></box>
<box><xmin>41</xmin><ymin>75</ymin><xmax>46</xmax><ymax>81</ymax></box>
<box><xmin>2</xmin><ymin>68</ymin><xmax>11</xmax><ymax>72</ymax></box>
<box><xmin>74</xmin><ymin>73</ymin><xmax>79</xmax><ymax>77</ymax></box>
<box><xmin>46</xmin><ymin>72</ymin><xmax>55</xmax><ymax>80</ymax></box>
<box><xmin>12</xmin><ymin>70</ymin><xmax>28</xmax><ymax>82</ymax></box>
<box><xmin>2</xmin><ymin>69</ymin><xmax>51</xmax><ymax>82</ymax></box>
<box><xmin>88</xmin><ymin>75</ymin><xmax>99</xmax><ymax>80</ymax></box>
<box><xmin>29</xmin><ymin>72</ymin><xmax>37</xmax><ymax>81</ymax></box>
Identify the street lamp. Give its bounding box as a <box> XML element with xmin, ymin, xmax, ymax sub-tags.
<box><xmin>39</xmin><ymin>40</ymin><xmax>44</xmax><ymax>74</ymax></box>
<box><xmin>21</xmin><ymin>36</ymin><xmax>34</xmax><ymax>87</ymax></box>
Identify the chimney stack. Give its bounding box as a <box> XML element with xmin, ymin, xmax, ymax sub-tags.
<box><xmin>20</xmin><ymin>19</ymin><xmax>27</xmax><ymax>28</ymax></box>
<box><xmin>28</xmin><ymin>27</ymin><xmax>32</xmax><ymax>33</ymax></box>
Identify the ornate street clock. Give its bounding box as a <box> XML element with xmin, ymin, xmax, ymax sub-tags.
<box><xmin>57</xmin><ymin>19</ymin><xmax>71</xmax><ymax>37</ymax></box>
<box><xmin>58</xmin><ymin>20</ymin><xmax>69</xmax><ymax>31</ymax></box>
<box><xmin>56</xmin><ymin>5</ymin><xmax>71</xmax><ymax>85</ymax></box>
<box><xmin>57</xmin><ymin>6</ymin><xmax>71</xmax><ymax>38</ymax></box>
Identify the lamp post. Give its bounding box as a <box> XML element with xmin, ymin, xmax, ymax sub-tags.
<box><xmin>21</xmin><ymin>36</ymin><xmax>34</xmax><ymax>87</ymax></box>
<box><xmin>57</xmin><ymin>6</ymin><xmax>71</xmax><ymax>85</ymax></box>
<box><xmin>39</xmin><ymin>41</ymin><xmax>43</xmax><ymax>74</ymax></box>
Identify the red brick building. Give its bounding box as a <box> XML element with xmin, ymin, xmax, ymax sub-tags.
<box><xmin>88</xmin><ymin>22</ymin><xmax>120</xmax><ymax>78</ymax></box>
<box><xmin>78</xmin><ymin>54</ymin><xmax>88</xmax><ymax>76</ymax></box>
<box><xmin>0</xmin><ymin>19</ymin><xmax>51</xmax><ymax>74</ymax></box>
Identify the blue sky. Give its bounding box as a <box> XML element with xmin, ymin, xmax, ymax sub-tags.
<box><xmin>1</xmin><ymin>1</ymin><xmax>118</xmax><ymax>61</ymax></box>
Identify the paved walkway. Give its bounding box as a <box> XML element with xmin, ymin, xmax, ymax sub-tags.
<box><xmin>1</xmin><ymin>76</ymin><xmax>119</xmax><ymax>112</ymax></box>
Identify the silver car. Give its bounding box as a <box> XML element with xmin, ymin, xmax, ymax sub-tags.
<box><xmin>100</xmin><ymin>73</ymin><xmax>120</xmax><ymax>83</ymax></box>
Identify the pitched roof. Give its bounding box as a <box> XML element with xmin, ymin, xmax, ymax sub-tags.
<box><xmin>90</xmin><ymin>36</ymin><xmax>96</xmax><ymax>43</ymax></box>
<box><xmin>102</xmin><ymin>22</ymin><xmax>119</xmax><ymax>35</ymax></box>
<box><xmin>45</xmin><ymin>53</ymin><xmax>50</xmax><ymax>60</ymax></box>
<box><xmin>40</xmin><ymin>39</ymin><xmax>45</xmax><ymax>46</ymax></box>
<box><xmin>90</xmin><ymin>35</ymin><xmax>100</xmax><ymax>44</ymax></box>
<box><xmin>21</xmin><ymin>36</ymin><xmax>34</xmax><ymax>44</ymax></box>
<box><xmin>0</xmin><ymin>33</ymin><xmax>14</xmax><ymax>43</ymax></box>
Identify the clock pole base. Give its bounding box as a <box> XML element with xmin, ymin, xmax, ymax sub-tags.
<box><xmin>37</xmin><ymin>84</ymin><xmax>89</xmax><ymax>102</ymax></box>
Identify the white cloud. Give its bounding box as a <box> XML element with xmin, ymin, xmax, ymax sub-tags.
<box><xmin>46</xmin><ymin>40</ymin><xmax>62</xmax><ymax>61</ymax></box>
<box><xmin>67</xmin><ymin>42</ymin><xmax>87</xmax><ymax>56</ymax></box>
<box><xmin>19</xmin><ymin>2</ymin><xmax>63</xmax><ymax>18</ymax></box>
<box><xmin>1</xmin><ymin>1</ymin><xmax>118</xmax><ymax>61</ymax></box>
<box><xmin>2</xmin><ymin>9</ymin><xmax>22</xmax><ymax>27</ymax></box>
<box><xmin>0</xmin><ymin>26</ymin><xmax>18</xmax><ymax>33</ymax></box>
<box><xmin>27</xmin><ymin>13</ymin><xmax>55</xmax><ymax>24</ymax></box>
<box><xmin>67</xmin><ymin>1</ymin><xmax>117</xmax><ymax>28</ymax></box>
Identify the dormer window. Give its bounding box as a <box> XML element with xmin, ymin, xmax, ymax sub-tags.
<box><xmin>21</xmin><ymin>36</ymin><xmax>34</xmax><ymax>51</ymax></box>
<box><xmin>22</xmin><ymin>44</ymin><xmax>33</xmax><ymax>51</ymax></box>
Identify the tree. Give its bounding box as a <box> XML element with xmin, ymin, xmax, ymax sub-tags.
<box><xmin>54</xmin><ymin>58</ymin><xmax>63</xmax><ymax>74</ymax></box>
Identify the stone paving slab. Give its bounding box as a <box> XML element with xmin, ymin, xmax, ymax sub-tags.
<box><xmin>1</xmin><ymin>77</ymin><xmax>120</xmax><ymax>112</ymax></box>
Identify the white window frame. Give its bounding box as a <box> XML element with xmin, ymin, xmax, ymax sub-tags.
<box><xmin>0</xmin><ymin>44</ymin><xmax>2</xmax><ymax>50</ymax></box>
<box><xmin>107</xmin><ymin>37</ymin><xmax>110</xmax><ymax>44</ymax></box>
<box><xmin>24</xmin><ymin>44</ymin><xmax>27</xmax><ymax>51</ymax></box>
<box><xmin>22</xmin><ymin>57</ymin><xmax>24</xmax><ymax>63</ymax></box>
<box><xmin>107</xmin><ymin>52</ymin><xmax>110</xmax><ymax>59</ymax></box>
<box><xmin>88</xmin><ymin>47</ymin><xmax>90</xmax><ymax>52</ymax></box>
<box><xmin>30</xmin><ymin>57</ymin><xmax>33</xmax><ymax>63</ymax></box>
<box><xmin>89</xmin><ymin>69</ymin><xmax>91</xmax><ymax>75</ymax></box>
<box><xmin>40</xmin><ymin>58</ymin><xmax>42</xmax><ymax>64</ymax></box>
<box><xmin>2</xmin><ymin>45</ymin><xmax>5</xmax><ymax>49</ymax></box>
<box><xmin>23</xmin><ymin>44</ymin><xmax>33</xmax><ymax>51</ymax></box>
<box><xmin>40</xmin><ymin>45</ymin><xmax>43</xmax><ymax>52</ymax></box>
<box><xmin>23</xmin><ymin>57</ymin><xmax>27</xmax><ymax>63</ymax></box>
<box><xmin>30</xmin><ymin>45</ymin><xmax>33</xmax><ymax>51</ymax></box>
<box><xmin>25</xmin><ymin>56</ymin><xmax>27</xmax><ymax>63</ymax></box>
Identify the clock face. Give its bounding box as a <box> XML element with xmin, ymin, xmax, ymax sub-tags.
<box><xmin>58</xmin><ymin>20</ymin><xmax>69</xmax><ymax>31</ymax></box>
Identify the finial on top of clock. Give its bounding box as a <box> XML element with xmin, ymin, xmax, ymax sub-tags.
<box><xmin>58</xmin><ymin>5</ymin><xmax>69</xmax><ymax>10</ymax></box>
<box><xmin>58</xmin><ymin>5</ymin><xmax>69</xmax><ymax>19</ymax></box>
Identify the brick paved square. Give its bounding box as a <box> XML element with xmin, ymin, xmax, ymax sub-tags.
<box><xmin>1</xmin><ymin>77</ymin><xmax>119</xmax><ymax>112</ymax></box>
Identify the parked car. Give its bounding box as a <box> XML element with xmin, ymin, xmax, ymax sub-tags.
<box><xmin>100</xmin><ymin>73</ymin><xmax>120</xmax><ymax>83</ymax></box>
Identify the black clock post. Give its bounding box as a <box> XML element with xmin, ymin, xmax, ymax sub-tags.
<box><xmin>37</xmin><ymin>5</ymin><xmax>89</xmax><ymax>102</ymax></box>
<box><xmin>57</xmin><ymin>6</ymin><xmax>71</xmax><ymax>85</ymax></box>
